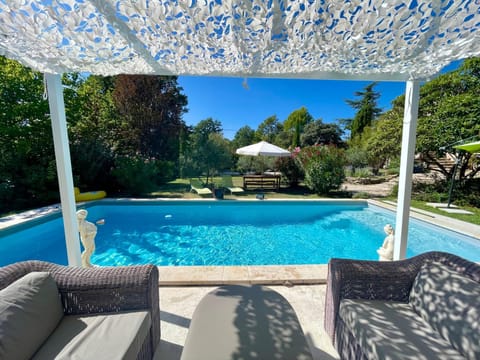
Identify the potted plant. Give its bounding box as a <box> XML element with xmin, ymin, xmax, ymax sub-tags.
<box><xmin>213</xmin><ymin>182</ymin><xmax>224</xmax><ymax>199</ymax></box>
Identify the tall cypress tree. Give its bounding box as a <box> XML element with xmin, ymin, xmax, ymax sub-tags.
<box><xmin>345</xmin><ymin>82</ymin><xmax>382</xmax><ymax>139</ymax></box>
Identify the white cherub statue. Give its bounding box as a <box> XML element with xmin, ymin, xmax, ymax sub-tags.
<box><xmin>76</xmin><ymin>209</ymin><xmax>97</xmax><ymax>268</ymax></box>
<box><xmin>377</xmin><ymin>224</ymin><xmax>395</xmax><ymax>261</ymax></box>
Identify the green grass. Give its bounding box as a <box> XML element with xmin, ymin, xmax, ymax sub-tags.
<box><xmin>384</xmin><ymin>195</ymin><xmax>480</xmax><ymax>226</ymax></box>
<box><xmin>409</xmin><ymin>200</ymin><xmax>480</xmax><ymax>226</ymax></box>
<box><xmin>149</xmin><ymin>176</ymin><xmax>325</xmax><ymax>200</ymax></box>
<box><xmin>148</xmin><ymin>178</ymin><xmax>193</xmax><ymax>198</ymax></box>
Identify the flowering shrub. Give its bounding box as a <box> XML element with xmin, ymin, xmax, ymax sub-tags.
<box><xmin>295</xmin><ymin>145</ymin><xmax>346</xmax><ymax>195</ymax></box>
<box><xmin>275</xmin><ymin>155</ymin><xmax>303</xmax><ymax>186</ymax></box>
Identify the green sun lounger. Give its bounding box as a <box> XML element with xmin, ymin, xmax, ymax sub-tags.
<box><xmin>190</xmin><ymin>179</ymin><xmax>212</xmax><ymax>196</ymax></box>
<box><xmin>221</xmin><ymin>175</ymin><xmax>244</xmax><ymax>194</ymax></box>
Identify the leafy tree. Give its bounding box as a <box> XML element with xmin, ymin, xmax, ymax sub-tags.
<box><xmin>68</xmin><ymin>76</ymin><xmax>118</xmax><ymax>191</ymax></box>
<box><xmin>189</xmin><ymin>119</ymin><xmax>232</xmax><ymax>184</ymax></box>
<box><xmin>344</xmin><ymin>82</ymin><xmax>382</xmax><ymax>139</ymax></box>
<box><xmin>0</xmin><ymin>57</ymin><xmax>58</xmax><ymax>213</ymax></box>
<box><xmin>232</xmin><ymin>125</ymin><xmax>256</xmax><ymax>149</ymax></box>
<box><xmin>178</xmin><ymin>125</ymin><xmax>192</xmax><ymax>178</ymax></box>
<box><xmin>345</xmin><ymin>144</ymin><xmax>369</xmax><ymax>176</ymax></box>
<box><xmin>415</xmin><ymin>58</ymin><xmax>480</xmax><ymax>180</ymax></box>
<box><xmin>62</xmin><ymin>73</ymin><xmax>85</xmax><ymax>127</ymax></box>
<box><xmin>231</xmin><ymin>125</ymin><xmax>256</xmax><ymax>172</ymax></box>
<box><xmin>300</xmin><ymin>119</ymin><xmax>344</xmax><ymax>147</ymax></box>
<box><xmin>194</xmin><ymin>118</ymin><xmax>222</xmax><ymax>138</ymax></box>
<box><xmin>0</xmin><ymin>58</ymin><xmax>194</xmax><ymax>210</ymax></box>
<box><xmin>368</xmin><ymin>59</ymin><xmax>480</xmax><ymax>181</ymax></box>
<box><xmin>360</xmin><ymin>103</ymin><xmax>403</xmax><ymax>174</ymax></box>
<box><xmin>112</xmin><ymin>75</ymin><xmax>188</xmax><ymax>162</ymax></box>
<box><xmin>354</xmin><ymin>58</ymin><xmax>480</xmax><ymax>184</ymax></box>
<box><xmin>255</xmin><ymin>115</ymin><xmax>283</xmax><ymax>143</ymax></box>
<box><xmin>284</xmin><ymin>107</ymin><xmax>314</xmax><ymax>147</ymax></box>
<box><xmin>69</xmin><ymin>76</ymin><xmax>117</xmax><ymax>140</ymax></box>
<box><xmin>237</xmin><ymin>155</ymin><xmax>277</xmax><ymax>174</ymax></box>
<box><xmin>202</xmin><ymin>133</ymin><xmax>233</xmax><ymax>182</ymax></box>
<box><xmin>112</xmin><ymin>156</ymin><xmax>175</xmax><ymax>196</ymax></box>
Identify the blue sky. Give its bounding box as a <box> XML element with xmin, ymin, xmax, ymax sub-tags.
<box><xmin>178</xmin><ymin>61</ymin><xmax>462</xmax><ymax>140</ymax></box>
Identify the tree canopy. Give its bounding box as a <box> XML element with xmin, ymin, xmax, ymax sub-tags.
<box><xmin>187</xmin><ymin>118</ymin><xmax>232</xmax><ymax>184</ymax></box>
<box><xmin>112</xmin><ymin>75</ymin><xmax>188</xmax><ymax>161</ymax></box>
<box><xmin>232</xmin><ymin>125</ymin><xmax>256</xmax><ymax>149</ymax></box>
<box><xmin>344</xmin><ymin>82</ymin><xmax>382</xmax><ymax>139</ymax></box>
<box><xmin>284</xmin><ymin>107</ymin><xmax>314</xmax><ymax>147</ymax></box>
<box><xmin>300</xmin><ymin>119</ymin><xmax>344</xmax><ymax>147</ymax></box>
<box><xmin>349</xmin><ymin>58</ymin><xmax>480</xmax><ymax>181</ymax></box>
<box><xmin>0</xmin><ymin>58</ymin><xmax>190</xmax><ymax>212</ymax></box>
<box><xmin>415</xmin><ymin>58</ymin><xmax>480</xmax><ymax>179</ymax></box>
<box><xmin>255</xmin><ymin>115</ymin><xmax>283</xmax><ymax>143</ymax></box>
<box><xmin>0</xmin><ymin>57</ymin><xmax>57</xmax><ymax>213</ymax></box>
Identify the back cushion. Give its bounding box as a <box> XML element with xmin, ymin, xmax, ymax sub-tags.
<box><xmin>410</xmin><ymin>261</ymin><xmax>480</xmax><ymax>360</ymax></box>
<box><xmin>0</xmin><ymin>272</ymin><xmax>64</xmax><ymax>360</ymax></box>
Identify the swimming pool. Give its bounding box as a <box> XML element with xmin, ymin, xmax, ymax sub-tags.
<box><xmin>1</xmin><ymin>200</ymin><xmax>479</xmax><ymax>266</ymax></box>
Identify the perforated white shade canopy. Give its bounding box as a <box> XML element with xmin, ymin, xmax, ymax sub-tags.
<box><xmin>0</xmin><ymin>1</ymin><xmax>479</xmax><ymax>80</ymax></box>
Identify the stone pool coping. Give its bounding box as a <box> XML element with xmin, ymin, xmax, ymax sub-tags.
<box><xmin>369</xmin><ymin>199</ymin><xmax>480</xmax><ymax>239</ymax></box>
<box><xmin>158</xmin><ymin>264</ymin><xmax>328</xmax><ymax>286</ymax></box>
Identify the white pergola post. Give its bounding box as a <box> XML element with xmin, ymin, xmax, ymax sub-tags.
<box><xmin>394</xmin><ymin>80</ymin><xmax>420</xmax><ymax>260</ymax></box>
<box><xmin>45</xmin><ymin>73</ymin><xmax>82</xmax><ymax>267</ymax></box>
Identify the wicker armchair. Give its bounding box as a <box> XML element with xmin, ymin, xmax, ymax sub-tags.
<box><xmin>324</xmin><ymin>251</ymin><xmax>480</xmax><ymax>359</ymax></box>
<box><xmin>0</xmin><ymin>260</ymin><xmax>160</xmax><ymax>359</ymax></box>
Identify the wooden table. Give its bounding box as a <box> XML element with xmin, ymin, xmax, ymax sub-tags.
<box><xmin>242</xmin><ymin>174</ymin><xmax>281</xmax><ymax>190</ymax></box>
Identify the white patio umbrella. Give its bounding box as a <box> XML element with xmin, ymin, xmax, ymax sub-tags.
<box><xmin>236</xmin><ymin>141</ymin><xmax>291</xmax><ymax>174</ymax></box>
<box><xmin>236</xmin><ymin>141</ymin><xmax>291</xmax><ymax>157</ymax></box>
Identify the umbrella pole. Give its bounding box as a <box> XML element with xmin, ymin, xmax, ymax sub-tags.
<box><xmin>447</xmin><ymin>151</ymin><xmax>463</xmax><ymax>208</ymax></box>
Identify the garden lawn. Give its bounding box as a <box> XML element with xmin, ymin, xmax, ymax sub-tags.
<box><xmin>149</xmin><ymin>177</ymin><xmax>324</xmax><ymax>200</ymax></box>
<box><xmin>409</xmin><ymin>200</ymin><xmax>480</xmax><ymax>226</ymax></box>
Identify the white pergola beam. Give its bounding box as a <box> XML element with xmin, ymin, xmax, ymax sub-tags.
<box><xmin>45</xmin><ymin>73</ymin><xmax>82</xmax><ymax>267</ymax></box>
<box><xmin>394</xmin><ymin>80</ymin><xmax>420</xmax><ymax>260</ymax></box>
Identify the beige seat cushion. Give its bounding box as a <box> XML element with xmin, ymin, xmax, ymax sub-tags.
<box><xmin>32</xmin><ymin>310</ymin><xmax>151</xmax><ymax>360</ymax></box>
<box><xmin>181</xmin><ymin>285</ymin><xmax>312</xmax><ymax>360</ymax></box>
<box><xmin>0</xmin><ymin>272</ymin><xmax>63</xmax><ymax>360</ymax></box>
<box><xmin>410</xmin><ymin>261</ymin><xmax>480</xmax><ymax>360</ymax></box>
<box><xmin>339</xmin><ymin>299</ymin><xmax>464</xmax><ymax>360</ymax></box>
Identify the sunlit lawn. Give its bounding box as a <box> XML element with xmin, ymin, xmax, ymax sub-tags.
<box><xmin>409</xmin><ymin>200</ymin><xmax>480</xmax><ymax>226</ymax></box>
<box><xmin>148</xmin><ymin>178</ymin><xmax>480</xmax><ymax>226</ymax></box>
<box><xmin>149</xmin><ymin>177</ymin><xmax>325</xmax><ymax>200</ymax></box>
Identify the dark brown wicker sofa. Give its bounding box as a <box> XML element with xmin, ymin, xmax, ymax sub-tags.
<box><xmin>325</xmin><ymin>251</ymin><xmax>480</xmax><ymax>360</ymax></box>
<box><xmin>0</xmin><ymin>260</ymin><xmax>159</xmax><ymax>359</ymax></box>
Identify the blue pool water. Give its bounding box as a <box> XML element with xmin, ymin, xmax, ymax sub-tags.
<box><xmin>1</xmin><ymin>201</ymin><xmax>479</xmax><ymax>266</ymax></box>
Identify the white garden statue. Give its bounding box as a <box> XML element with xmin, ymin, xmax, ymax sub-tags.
<box><xmin>377</xmin><ymin>224</ymin><xmax>395</xmax><ymax>261</ymax></box>
<box><xmin>76</xmin><ymin>209</ymin><xmax>97</xmax><ymax>268</ymax></box>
